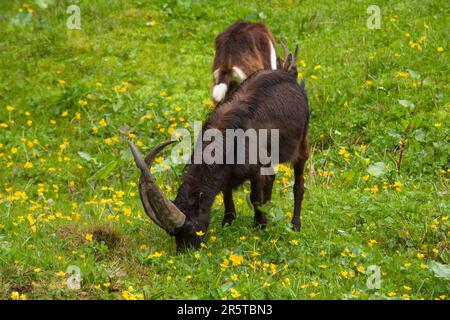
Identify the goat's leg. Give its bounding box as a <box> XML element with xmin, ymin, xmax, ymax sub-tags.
<box><xmin>292</xmin><ymin>159</ymin><xmax>306</xmax><ymax>231</ymax></box>
<box><xmin>263</xmin><ymin>174</ymin><xmax>275</xmax><ymax>203</ymax></box>
<box><xmin>251</xmin><ymin>175</ymin><xmax>267</xmax><ymax>228</ymax></box>
<box><xmin>222</xmin><ymin>187</ymin><xmax>236</xmax><ymax>227</ymax></box>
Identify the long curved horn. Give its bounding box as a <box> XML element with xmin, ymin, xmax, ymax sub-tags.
<box><xmin>138</xmin><ymin>140</ymin><xmax>177</xmax><ymax>229</ymax></box>
<box><xmin>292</xmin><ymin>44</ymin><xmax>298</xmax><ymax>69</ymax></box>
<box><xmin>279</xmin><ymin>38</ymin><xmax>290</xmax><ymax>69</ymax></box>
<box><xmin>128</xmin><ymin>140</ymin><xmax>185</xmax><ymax>233</ymax></box>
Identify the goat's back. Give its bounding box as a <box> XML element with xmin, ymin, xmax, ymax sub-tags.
<box><xmin>208</xmin><ymin>70</ymin><xmax>309</xmax><ymax>164</ymax></box>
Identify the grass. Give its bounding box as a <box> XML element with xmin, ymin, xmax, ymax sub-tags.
<box><xmin>0</xmin><ymin>0</ymin><xmax>448</xmax><ymax>300</ymax></box>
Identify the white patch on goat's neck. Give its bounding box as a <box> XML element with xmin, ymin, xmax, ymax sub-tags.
<box><xmin>213</xmin><ymin>68</ymin><xmax>220</xmax><ymax>82</ymax></box>
<box><xmin>269</xmin><ymin>41</ymin><xmax>277</xmax><ymax>70</ymax></box>
<box><xmin>231</xmin><ymin>66</ymin><xmax>247</xmax><ymax>82</ymax></box>
<box><xmin>212</xmin><ymin>83</ymin><xmax>228</xmax><ymax>102</ymax></box>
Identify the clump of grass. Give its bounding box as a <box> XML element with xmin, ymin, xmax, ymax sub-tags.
<box><xmin>91</xmin><ymin>226</ymin><xmax>122</xmax><ymax>250</ymax></box>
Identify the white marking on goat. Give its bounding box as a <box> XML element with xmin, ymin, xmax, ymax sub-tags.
<box><xmin>213</xmin><ymin>68</ymin><xmax>220</xmax><ymax>82</ymax></box>
<box><xmin>212</xmin><ymin>83</ymin><xmax>228</xmax><ymax>102</ymax></box>
<box><xmin>269</xmin><ymin>41</ymin><xmax>277</xmax><ymax>70</ymax></box>
<box><xmin>231</xmin><ymin>66</ymin><xmax>247</xmax><ymax>83</ymax></box>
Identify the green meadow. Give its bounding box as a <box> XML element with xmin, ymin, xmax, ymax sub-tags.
<box><xmin>0</xmin><ymin>0</ymin><xmax>448</xmax><ymax>300</ymax></box>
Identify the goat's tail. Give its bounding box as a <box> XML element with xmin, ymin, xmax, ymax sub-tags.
<box><xmin>212</xmin><ymin>82</ymin><xmax>229</xmax><ymax>103</ymax></box>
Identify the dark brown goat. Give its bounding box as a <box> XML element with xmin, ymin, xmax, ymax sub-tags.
<box><xmin>129</xmin><ymin>45</ymin><xmax>308</xmax><ymax>251</ymax></box>
<box><xmin>212</xmin><ymin>20</ymin><xmax>278</xmax><ymax>104</ymax></box>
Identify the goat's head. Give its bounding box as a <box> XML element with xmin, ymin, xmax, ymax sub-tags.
<box><xmin>128</xmin><ymin>140</ymin><xmax>203</xmax><ymax>251</ymax></box>
<box><xmin>279</xmin><ymin>39</ymin><xmax>299</xmax><ymax>79</ymax></box>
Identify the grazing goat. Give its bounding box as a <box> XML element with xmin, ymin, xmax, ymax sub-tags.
<box><xmin>129</xmin><ymin>44</ymin><xmax>308</xmax><ymax>251</ymax></box>
<box><xmin>212</xmin><ymin>20</ymin><xmax>278</xmax><ymax>104</ymax></box>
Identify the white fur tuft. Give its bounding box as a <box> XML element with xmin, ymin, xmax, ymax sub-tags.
<box><xmin>213</xmin><ymin>68</ymin><xmax>220</xmax><ymax>81</ymax></box>
<box><xmin>231</xmin><ymin>66</ymin><xmax>247</xmax><ymax>82</ymax></box>
<box><xmin>212</xmin><ymin>83</ymin><xmax>228</xmax><ymax>102</ymax></box>
<box><xmin>269</xmin><ymin>41</ymin><xmax>277</xmax><ymax>70</ymax></box>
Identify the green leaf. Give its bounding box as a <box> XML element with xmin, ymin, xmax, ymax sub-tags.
<box><xmin>406</xmin><ymin>69</ymin><xmax>420</xmax><ymax>79</ymax></box>
<box><xmin>220</xmin><ymin>282</ymin><xmax>233</xmax><ymax>292</ymax></box>
<box><xmin>398</xmin><ymin>99</ymin><xmax>415</xmax><ymax>110</ymax></box>
<box><xmin>78</xmin><ymin>151</ymin><xmax>94</xmax><ymax>162</ymax></box>
<box><xmin>428</xmin><ymin>261</ymin><xmax>450</xmax><ymax>280</ymax></box>
<box><xmin>257</xmin><ymin>203</ymin><xmax>272</xmax><ymax>214</ymax></box>
<box><xmin>413</xmin><ymin>128</ymin><xmax>427</xmax><ymax>142</ymax></box>
<box><xmin>367</xmin><ymin>162</ymin><xmax>387</xmax><ymax>177</ymax></box>
<box><xmin>89</xmin><ymin>160</ymin><xmax>118</xmax><ymax>182</ymax></box>
<box><xmin>35</xmin><ymin>0</ymin><xmax>55</xmax><ymax>9</ymax></box>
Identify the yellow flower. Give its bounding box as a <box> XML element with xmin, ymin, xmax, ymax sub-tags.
<box><xmin>95</xmin><ymin>82</ymin><xmax>103</xmax><ymax>87</ymax></box>
<box><xmin>58</xmin><ymin>80</ymin><xmax>66</xmax><ymax>85</ymax></box>
<box><xmin>85</xmin><ymin>233</ymin><xmax>93</xmax><ymax>241</ymax></box>
<box><xmin>290</xmin><ymin>239</ymin><xmax>299</xmax><ymax>246</ymax></box>
<box><xmin>395</xmin><ymin>71</ymin><xmax>409</xmax><ymax>78</ymax></box>
<box><xmin>229</xmin><ymin>253</ymin><xmax>244</xmax><ymax>267</ymax></box>
<box><xmin>99</xmin><ymin>118</ymin><xmax>107</xmax><ymax>127</ymax></box>
<box><xmin>437</xmin><ymin>47</ymin><xmax>444</xmax><ymax>53</ymax></box>
<box><xmin>56</xmin><ymin>271</ymin><xmax>66</xmax><ymax>277</ymax></box>
<box><xmin>417</xmin><ymin>253</ymin><xmax>424</xmax><ymax>259</ymax></box>
<box><xmin>357</xmin><ymin>266</ymin><xmax>366</xmax><ymax>273</ymax></box>
<box><xmin>313</xmin><ymin>65</ymin><xmax>321</xmax><ymax>70</ymax></box>
<box><xmin>230</xmin><ymin>288</ymin><xmax>240</xmax><ymax>298</ymax></box>
<box><xmin>10</xmin><ymin>291</ymin><xmax>20</xmax><ymax>300</ymax></box>
<box><xmin>6</xmin><ymin>105</ymin><xmax>15</xmax><ymax>112</ymax></box>
<box><xmin>147</xmin><ymin>251</ymin><xmax>163</xmax><ymax>259</ymax></box>
<box><xmin>387</xmin><ymin>292</ymin><xmax>397</xmax><ymax>297</ymax></box>
<box><xmin>231</xmin><ymin>274</ymin><xmax>238</xmax><ymax>281</ymax></box>
<box><xmin>24</xmin><ymin>162</ymin><xmax>33</xmax><ymax>169</ymax></box>
<box><xmin>10</xmin><ymin>291</ymin><xmax>27</xmax><ymax>300</ymax></box>
<box><xmin>196</xmin><ymin>230</ymin><xmax>205</xmax><ymax>236</ymax></box>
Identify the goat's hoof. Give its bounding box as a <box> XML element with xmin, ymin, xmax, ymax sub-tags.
<box><xmin>292</xmin><ymin>223</ymin><xmax>301</xmax><ymax>232</ymax></box>
<box><xmin>222</xmin><ymin>214</ymin><xmax>235</xmax><ymax>227</ymax></box>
